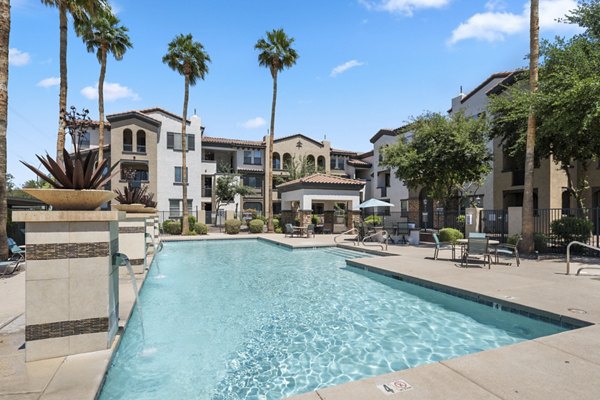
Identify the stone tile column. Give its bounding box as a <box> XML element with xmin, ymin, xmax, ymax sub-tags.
<box><xmin>298</xmin><ymin>210</ymin><xmax>312</xmax><ymax>227</ymax></box>
<box><xmin>119</xmin><ymin>213</ymin><xmax>153</xmax><ymax>274</ymax></box>
<box><xmin>154</xmin><ymin>216</ymin><xmax>160</xmax><ymax>243</ymax></box>
<box><xmin>324</xmin><ymin>211</ymin><xmax>335</xmax><ymax>233</ymax></box>
<box><xmin>347</xmin><ymin>210</ymin><xmax>361</xmax><ymax>230</ymax></box>
<box><xmin>13</xmin><ymin>211</ymin><xmax>122</xmax><ymax>362</ymax></box>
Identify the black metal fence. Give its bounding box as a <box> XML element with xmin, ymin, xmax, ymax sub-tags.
<box><xmin>534</xmin><ymin>208</ymin><xmax>600</xmax><ymax>253</ymax></box>
<box><xmin>364</xmin><ymin>210</ymin><xmax>465</xmax><ymax>233</ymax></box>
<box><xmin>479</xmin><ymin>209</ymin><xmax>508</xmax><ymax>243</ymax></box>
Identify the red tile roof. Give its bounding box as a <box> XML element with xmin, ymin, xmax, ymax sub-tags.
<box><xmin>347</xmin><ymin>158</ymin><xmax>372</xmax><ymax>168</ymax></box>
<box><xmin>277</xmin><ymin>173</ymin><xmax>365</xmax><ymax>189</ymax></box>
<box><xmin>460</xmin><ymin>71</ymin><xmax>513</xmax><ymax>104</ymax></box>
<box><xmin>202</xmin><ymin>136</ymin><xmax>265</xmax><ymax>148</ymax></box>
<box><xmin>138</xmin><ymin>107</ymin><xmax>191</xmax><ymax>123</ymax></box>
<box><xmin>331</xmin><ymin>148</ymin><xmax>358</xmax><ymax>156</ymax></box>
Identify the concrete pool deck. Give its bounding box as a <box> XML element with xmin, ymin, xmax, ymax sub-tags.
<box><xmin>1</xmin><ymin>233</ymin><xmax>600</xmax><ymax>399</ymax></box>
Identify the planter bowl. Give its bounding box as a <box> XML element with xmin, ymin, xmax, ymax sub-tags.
<box><xmin>23</xmin><ymin>189</ymin><xmax>115</xmax><ymax>211</ymax></box>
<box><xmin>112</xmin><ymin>204</ymin><xmax>147</xmax><ymax>213</ymax></box>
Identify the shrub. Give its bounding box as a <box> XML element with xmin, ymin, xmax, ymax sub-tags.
<box><xmin>438</xmin><ymin>227</ymin><xmax>463</xmax><ymax>243</ymax></box>
<box><xmin>194</xmin><ymin>222</ymin><xmax>208</xmax><ymax>235</ymax></box>
<box><xmin>273</xmin><ymin>218</ymin><xmax>280</xmax><ymax>229</ymax></box>
<box><xmin>224</xmin><ymin>219</ymin><xmax>242</xmax><ymax>234</ymax></box>
<box><xmin>507</xmin><ymin>234</ymin><xmax>521</xmax><ymax>245</ymax></box>
<box><xmin>188</xmin><ymin>215</ymin><xmax>197</xmax><ymax>228</ymax></box>
<box><xmin>274</xmin><ymin>227</ymin><xmax>282</xmax><ymax>234</ymax></box>
<box><xmin>550</xmin><ymin>217</ymin><xmax>593</xmax><ymax>245</ymax></box>
<box><xmin>456</xmin><ymin>215</ymin><xmax>466</xmax><ymax>230</ymax></box>
<box><xmin>364</xmin><ymin>215</ymin><xmax>382</xmax><ymax>226</ymax></box>
<box><xmin>534</xmin><ymin>232</ymin><xmax>547</xmax><ymax>252</ymax></box>
<box><xmin>162</xmin><ymin>219</ymin><xmax>181</xmax><ymax>235</ymax></box>
<box><xmin>248</xmin><ymin>219</ymin><xmax>264</xmax><ymax>233</ymax></box>
<box><xmin>311</xmin><ymin>214</ymin><xmax>319</xmax><ymax>224</ymax></box>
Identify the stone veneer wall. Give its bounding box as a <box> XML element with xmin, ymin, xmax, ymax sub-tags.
<box><xmin>13</xmin><ymin>211</ymin><xmax>121</xmax><ymax>362</ymax></box>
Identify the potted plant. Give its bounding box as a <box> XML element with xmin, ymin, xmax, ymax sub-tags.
<box><xmin>112</xmin><ymin>169</ymin><xmax>158</xmax><ymax>213</ymax></box>
<box><xmin>20</xmin><ymin>107</ymin><xmax>118</xmax><ymax>210</ymax></box>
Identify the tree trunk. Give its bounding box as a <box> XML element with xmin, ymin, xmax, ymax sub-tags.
<box><xmin>0</xmin><ymin>0</ymin><xmax>10</xmax><ymax>260</ymax></box>
<box><xmin>181</xmin><ymin>74</ymin><xmax>189</xmax><ymax>234</ymax></box>
<box><xmin>564</xmin><ymin>164</ymin><xmax>587</xmax><ymax>211</ymax></box>
<box><xmin>521</xmin><ymin>0</ymin><xmax>539</xmax><ymax>254</ymax></box>
<box><xmin>266</xmin><ymin>68</ymin><xmax>277</xmax><ymax>232</ymax></box>
<box><xmin>56</xmin><ymin>4</ymin><xmax>68</xmax><ymax>163</ymax></box>
<box><xmin>97</xmin><ymin>45</ymin><xmax>107</xmax><ymax>163</ymax></box>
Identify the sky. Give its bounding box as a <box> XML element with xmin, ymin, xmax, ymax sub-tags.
<box><xmin>7</xmin><ymin>0</ymin><xmax>582</xmax><ymax>185</ymax></box>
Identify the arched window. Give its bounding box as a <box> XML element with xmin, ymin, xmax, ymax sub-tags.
<box><xmin>272</xmin><ymin>152</ymin><xmax>281</xmax><ymax>169</ymax></box>
<box><xmin>283</xmin><ymin>153</ymin><xmax>292</xmax><ymax>169</ymax></box>
<box><xmin>123</xmin><ymin>129</ymin><xmax>132</xmax><ymax>152</ymax></box>
<box><xmin>307</xmin><ymin>155</ymin><xmax>315</xmax><ymax>168</ymax></box>
<box><xmin>136</xmin><ymin>130</ymin><xmax>146</xmax><ymax>153</ymax></box>
<box><xmin>317</xmin><ymin>156</ymin><xmax>326</xmax><ymax>171</ymax></box>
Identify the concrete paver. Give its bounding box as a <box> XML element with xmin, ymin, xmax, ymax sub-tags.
<box><xmin>2</xmin><ymin>233</ymin><xmax>600</xmax><ymax>399</ymax></box>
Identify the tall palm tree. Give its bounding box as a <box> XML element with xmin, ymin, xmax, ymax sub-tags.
<box><xmin>163</xmin><ymin>33</ymin><xmax>210</xmax><ymax>235</ymax></box>
<box><xmin>41</xmin><ymin>0</ymin><xmax>107</xmax><ymax>164</ymax></box>
<box><xmin>521</xmin><ymin>0</ymin><xmax>539</xmax><ymax>254</ymax></box>
<box><xmin>75</xmin><ymin>7</ymin><xmax>131</xmax><ymax>163</ymax></box>
<box><xmin>0</xmin><ymin>0</ymin><xmax>10</xmax><ymax>260</ymax></box>
<box><xmin>255</xmin><ymin>28</ymin><xmax>298</xmax><ymax>232</ymax></box>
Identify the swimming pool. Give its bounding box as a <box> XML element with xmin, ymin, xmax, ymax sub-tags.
<box><xmin>100</xmin><ymin>240</ymin><xmax>567</xmax><ymax>400</ymax></box>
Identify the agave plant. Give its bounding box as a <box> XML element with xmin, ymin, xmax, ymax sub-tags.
<box><xmin>114</xmin><ymin>185</ymin><xmax>148</xmax><ymax>205</ymax></box>
<box><xmin>21</xmin><ymin>107</ymin><xmax>118</xmax><ymax>190</ymax></box>
<box><xmin>140</xmin><ymin>191</ymin><xmax>157</xmax><ymax>208</ymax></box>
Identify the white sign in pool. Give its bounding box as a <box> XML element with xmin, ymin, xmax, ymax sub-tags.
<box><xmin>376</xmin><ymin>379</ymin><xmax>413</xmax><ymax>395</ymax></box>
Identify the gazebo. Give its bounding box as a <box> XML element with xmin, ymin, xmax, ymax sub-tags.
<box><xmin>277</xmin><ymin>173</ymin><xmax>365</xmax><ymax>233</ymax></box>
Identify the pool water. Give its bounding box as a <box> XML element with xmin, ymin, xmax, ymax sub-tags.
<box><xmin>100</xmin><ymin>240</ymin><xmax>567</xmax><ymax>400</ymax></box>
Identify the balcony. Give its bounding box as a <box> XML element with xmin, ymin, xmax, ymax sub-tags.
<box><xmin>202</xmin><ymin>187</ymin><xmax>212</xmax><ymax>198</ymax></box>
<box><xmin>512</xmin><ymin>170</ymin><xmax>525</xmax><ymax>186</ymax></box>
<box><xmin>246</xmin><ymin>188</ymin><xmax>263</xmax><ymax>197</ymax></box>
<box><xmin>378</xmin><ymin>187</ymin><xmax>388</xmax><ymax>198</ymax></box>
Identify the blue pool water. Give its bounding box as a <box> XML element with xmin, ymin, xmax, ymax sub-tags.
<box><xmin>100</xmin><ymin>240</ymin><xmax>567</xmax><ymax>400</ymax></box>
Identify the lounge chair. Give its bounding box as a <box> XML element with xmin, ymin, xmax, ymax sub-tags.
<box><xmin>495</xmin><ymin>236</ymin><xmax>520</xmax><ymax>266</ymax></box>
<box><xmin>433</xmin><ymin>233</ymin><xmax>455</xmax><ymax>260</ymax></box>
<box><xmin>1</xmin><ymin>258</ymin><xmax>22</xmax><ymax>276</ymax></box>
<box><xmin>7</xmin><ymin>238</ymin><xmax>25</xmax><ymax>261</ymax></box>
<box><xmin>461</xmin><ymin>237</ymin><xmax>492</xmax><ymax>269</ymax></box>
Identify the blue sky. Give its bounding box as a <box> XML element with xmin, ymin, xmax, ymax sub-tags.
<box><xmin>7</xmin><ymin>0</ymin><xmax>581</xmax><ymax>184</ymax></box>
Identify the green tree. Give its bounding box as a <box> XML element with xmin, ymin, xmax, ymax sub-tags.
<box><xmin>214</xmin><ymin>174</ymin><xmax>253</xmax><ymax>214</ymax></box>
<box><xmin>488</xmin><ymin>0</ymin><xmax>600</xmax><ymax>211</ymax></box>
<box><xmin>163</xmin><ymin>33</ymin><xmax>210</xmax><ymax>234</ymax></box>
<box><xmin>255</xmin><ymin>28</ymin><xmax>298</xmax><ymax>232</ymax></box>
<box><xmin>41</xmin><ymin>0</ymin><xmax>107</xmax><ymax>164</ymax></box>
<box><xmin>75</xmin><ymin>6</ymin><xmax>131</xmax><ymax>163</ymax></box>
<box><xmin>0</xmin><ymin>0</ymin><xmax>9</xmax><ymax>259</ymax></box>
<box><xmin>382</xmin><ymin>112</ymin><xmax>492</xmax><ymax>209</ymax></box>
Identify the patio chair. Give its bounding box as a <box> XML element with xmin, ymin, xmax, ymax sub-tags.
<box><xmin>0</xmin><ymin>258</ymin><xmax>22</xmax><ymax>277</ymax></box>
<box><xmin>433</xmin><ymin>233</ymin><xmax>455</xmax><ymax>260</ymax></box>
<box><xmin>461</xmin><ymin>237</ymin><xmax>492</xmax><ymax>269</ymax></box>
<box><xmin>468</xmin><ymin>232</ymin><xmax>487</xmax><ymax>239</ymax></box>
<box><xmin>284</xmin><ymin>224</ymin><xmax>297</xmax><ymax>237</ymax></box>
<box><xmin>494</xmin><ymin>236</ymin><xmax>521</xmax><ymax>266</ymax></box>
<box><xmin>306</xmin><ymin>224</ymin><xmax>316</xmax><ymax>238</ymax></box>
<box><xmin>7</xmin><ymin>238</ymin><xmax>25</xmax><ymax>261</ymax></box>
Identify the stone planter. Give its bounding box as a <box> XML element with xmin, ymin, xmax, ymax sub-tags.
<box><xmin>22</xmin><ymin>189</ymin><xmax>115</xmax><ymax>211</ymax></box>
<box><xmin>13</xmin><ymin>210</ymin><xmax>122</xmax><ymax>362</ymax></box>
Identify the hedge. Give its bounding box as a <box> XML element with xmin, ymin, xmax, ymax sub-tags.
<box><xmin>162</xmin><ymin>220</ymin><xmax>181</xmax><ymax>235</ymax></box>
<box><xmin>224</xmin><ymin>219</ymin><xmax>242</xmax><ymax>234</ymax></box>
<box><xmin>438</xmin><ymin>227</ymin><xmax>463</xmax><ymax>243</ymax></box>
<box><xmin>194</xmin><ymin>222</ymin><xmax>208</xmax><ymax>235</ymax></box>
<box><xmin>248</xmin><ymin>219</ymin><xmax>264</xmax><ymax>233</ymax></box>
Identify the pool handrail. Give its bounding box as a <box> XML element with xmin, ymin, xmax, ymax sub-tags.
<box><xmin>334</xmin><ymin>228</ymin><xmax>359</xmax><ymax>246</ymax></box>
<box><xmin>362</xmin><ymin>230</ymin><xmax>388</xmax><ymax>251</ymax></box>
<box><xmin>566</xmin><ymin>241</ymin><xmax>600</xmax><ymax>275</ymax></box>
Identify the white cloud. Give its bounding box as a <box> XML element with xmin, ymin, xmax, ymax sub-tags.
<box><xmin>9</xmin><ymin>48</ymin><xmax>31</xmax><ymax>66</ymax></box>
<box><xmin>330</xmin><ymin>60</ymin><xmax>365</xmax><ymax>77</ymax></box>
<box><xmin>240</xmin><ymin>117</ymin><xmax>266</xmax><ymax>129</ymax></box>
<box><xmin>37</xmin><ymin>77</ymin><xmax>60</xmax><ymax>88</ymax></box>
<box><xmin>485</xmin><ymin>0</ymin><xmax>507</xmax><ymax>11</ymax></box>
<box><xmin>448</xmin><ymin>0</ymin><xmax>578</xmax><ymax>45</ymax></box>
<box><xmin>359</xmin><ymin>0</ymin><xmax>449</xmax><ymax>16</ymax></box>
<box><xmin>81</xmin><ymin>81</ymin><xmax>140</xmax><ymax>102</ymax></box>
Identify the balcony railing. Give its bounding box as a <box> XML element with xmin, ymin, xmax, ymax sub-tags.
<box><xmin>379</xmin><ymin>187</ymin><xmax>388</xmax><ymax>198</ymax></box>
<box><xmin>202</xmin><ymin>187</ymin><xmax>212</xmax><ymax>197</ymax></box>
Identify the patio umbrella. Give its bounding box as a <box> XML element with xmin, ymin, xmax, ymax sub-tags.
<box><xmin>358</xmin><ymin>198</ymin><xmax>394</xmax><ymax>220</ymax></box>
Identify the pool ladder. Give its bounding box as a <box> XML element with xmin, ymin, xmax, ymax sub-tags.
<box><xmin>565</xmin><ymin>241</ymin><xmax>600</xmax><ymax>275</ymax></box>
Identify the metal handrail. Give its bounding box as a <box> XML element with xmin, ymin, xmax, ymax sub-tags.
<box><xmin>566</xmin><ymin>241</ymin><xmax>600</xmax><ymax>275</ymax></box>
<box><xmin>334</xmin><ymin>228</ymin><xmax>358</xmax><ymax>245</ymax></box>
<box><xmin>362</xmin><ymin>230</ymin><xmax>388</xmax><ymax>251</ymax></box>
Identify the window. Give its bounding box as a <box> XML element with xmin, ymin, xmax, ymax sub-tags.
<box><xmin>169</xmin><ymin>199</ymin><xmax>193</xmax><ymax>218</ymax></box>
<box><xmin>167</xmin><ymin>133</ymin><xmax>195</xmax><ymax>151</ymax></box>
<box><xmin>136</xmin><ymin>130</ymin><xmax>146</xmax><ymax>153</ymax></box>
<box><xmin>243</xmin><ymin>175</ymin><xmax>262</xmax><ymax>188</ymax></box>
<box><xmin>121</xmin><ymin>168</ymin><xmax>148</xmax><ymax>182</ymax></box>
<box><xmin>80</xmin><ymin>132</ymin><xmax>90</xmax><ymax>148</ymax></box>
<box><xmin>123</xmin><ymin>129</ymin><xmax>132</xmax><ymax>152</ymax></box>
<box><xmin>272</xmin><ymin>153</ymin><xmax>281</xmax><ymax>169</ymax></box>
<box><xmin>337</xmin><ymin>157</ymin><xmax>345</xmax><ymax>170</ymax></box>
<box><xmin>330</xmin><ymin>157</ymin><xmax>337</xmax><ymax>170</ymax></box>
<box><xmin>174</xmin><ymin>166</ymin><xmax>188</xmax><ymax>184</ymax></box>
<box><xmin>244</xmin><ymin>150</ymin><xmax>262</xmax><ymax>165</ymax></box>
<box><xmin>204</xmin><ymin>150</ymin><xmax>215</xmax><ymax>161</ymax></box>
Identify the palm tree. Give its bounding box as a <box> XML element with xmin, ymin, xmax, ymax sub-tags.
<box><xmin>162</xmin><ymin>33</ymin><xmax>210</xmax><ymax>235</ymax></box>
<box><xmin>521</xmin><ymin>0</ymin><xmax>539</xmax><ymax>254</ymax></box>
<box><xmin>255</xmin><ymin>28</ymin><xmax>298</xmax><ymax>232</ymax></box>
<box><xmin>75</xmin><ymin>7</ymin><xmax>131</xmax><ymax>163</ymax></box>
<box><xmin>0</xmin><ymin>0</ymin><xmax>10</xmax><ymax>260</ymax></box>
<box><xmin>41</xmin><ymin>0</ymin><xmax>107</xmax><ymax>164</ymax></box>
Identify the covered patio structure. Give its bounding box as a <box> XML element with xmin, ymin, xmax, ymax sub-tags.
<box><xmin>277</xmin><ymin>173</ymin><xmax>365</xmax><ymax>233</ymax></box>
